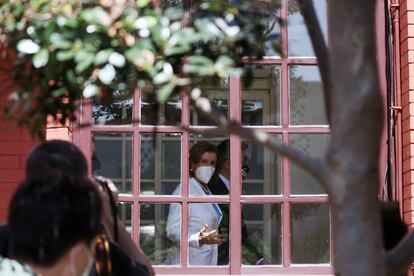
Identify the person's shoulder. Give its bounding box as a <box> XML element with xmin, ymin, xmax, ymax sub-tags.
<box><xmin>208</xmin><ymin>175</ymin><xmax>228</xmax><ymax>195</ymax></box>
<box><xmin>0</xmin><ymin>257</ymin><xmax>34</xmax><ymax>276</ymax></box>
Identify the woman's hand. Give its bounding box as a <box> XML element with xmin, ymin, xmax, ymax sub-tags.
<box><xmin>198</xmin><ymin>224</ymin><xmax>224</xmax><ymax>246</ymax></box>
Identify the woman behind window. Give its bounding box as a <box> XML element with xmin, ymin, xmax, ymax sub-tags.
<box><xmin>166</xmin><ymin>142</ymin><xmax>224</xmax><ymax>265</ymax></box>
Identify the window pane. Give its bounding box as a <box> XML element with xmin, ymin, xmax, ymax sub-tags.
<box><xmin>117</xmin><ymin>202</ymin><xmax>132</xmax><ymax>234</ymax></box>
<box><xmin>290</xmin><ymin>134</ymin><xmax>329</xmax><ymax>194</ymax></box>
<box><xmin>242</xmin><ymin>204</ymin><xmax>281</xmax><ymax>265</ymax></box>
<box><xmin>186</xmin><ymin>203</ymin><xmax>225</xmax><ymax>266</ymax></box>
<box><xmin>243</xmin><ymin>135</ymin><xmax>282</xmax><ymax>195</ymax></box>
<box><xmin>288</xmin><ymin>0</ymin><xmax>327</xmax><ymax>57</ymax></box>
<box><xmin>141</xmin><ymin>203</ymin><xmax>180</xmax><ymax>265</ymax></box>
<box><xmin>289</xmin><ymin>65</ymin><xmax>327</xmax><ymax>125</ymax></box>
<box><xmin>92</xmin><ymin>95</ymin><xmax>133</xmax><ymax>125</ymax></box>
<box><xmin>92</xmin><ymin>133</ymin><xmax>132</xmax><ymax>194</ymax></box>
<box><xmin>141</xmin><ymin>87</ymin><xmax>181</xmax><ymax>126</ymax></box>
<box><xmin>291</xmin><ymin>203</ymin><xmax>330</xmax><ymax>264</ymax></box>
<box><xmin>140</xmin><ymin>133</ymin><xmax>181</xmax><ymax>195</ymax></box>
<box><xmin>190</xmin><ymin>80</ymin><xmax>228</xmax><ymax>126</ymax></box>
<box><xmin>242</xmin><ymin>66</ymin><xmax>280</xmax><ymax>126</ymax></box>
<box><xmin>238</xmin><ymin>1</ymin><xmax>281</xmax><ymax>57</ymax></box>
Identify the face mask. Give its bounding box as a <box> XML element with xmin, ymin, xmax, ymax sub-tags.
<box><xmin>241</xmin><ymin>164</ymin><xmax>250</xmax><ymax>179</ymax></box>
<box><xmin>81</xmin><ymin>251</ymin><xmax>94</xmax><ymax>276</ymax></box>
<box><xmin>69</xmin><ymin>245</ymin><xmax>94</xmax><ymax>276</ymax></box>
<box><xmin>195</xmin><ymin>166</ymin><xmax>215</xmax><ymax>184</ymax></box>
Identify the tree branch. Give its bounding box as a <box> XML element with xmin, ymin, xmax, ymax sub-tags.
<box><xmin>188</xmin><ymin>88</ymin><xmax>331</xmax><ymax>192</ymax></box>
<box><xmin>297</xmin><ymin>0</ymin><xmax>331</xmax><ymax>124</ymax></box>
<box><xmin>385</xmin><ymin>231</ymin><xmax>414</xmax><ymax>275</ymax></box>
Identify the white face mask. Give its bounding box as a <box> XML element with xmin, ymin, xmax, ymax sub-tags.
<box><xmin>69</xmin><ymin>245</ymin><xmax>94</xmax><ymax>276</ymax></box>
<box><xmin>195</xmin><ymin>166</ymin><xmax>215</xmax><ymax>184</ymax></box>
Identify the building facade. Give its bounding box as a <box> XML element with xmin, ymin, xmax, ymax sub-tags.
<box><xmin>0</xmin><ymin>0</ymin><xmax>413</xmax><ymax>275</ymax></box>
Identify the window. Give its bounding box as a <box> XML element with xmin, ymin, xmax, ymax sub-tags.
<box><xmin>75</xmin><ymin>0</ymin><xmax>332</xmax><ymax>274</ymax></box>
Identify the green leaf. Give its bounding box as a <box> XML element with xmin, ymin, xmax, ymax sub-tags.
<box><xmin>56</xmin><ymin>50</ymin><xmax>75</xmax><ymax>61</ymax></box>
<box><xmin>95</xmin><ymin>49</ymin><xmax>114</xmax><ymax>65</ymax></box>
<box><xmin>108</xmin><ymin>52</ymin><xmax>126</xmax><ymax>68</ymax></box>
<box><xmin>51</xmin><ymin>88</ymin><xmax>66</xmax><ymax>97</ymax></box>
<box><xmin>134</xmin><ymin>16</ymin><xmax>158</xmax><ymax>29</ymax></box>
<box><xmin>75</xmin><ymin>53</ymin><xmax>94</xmax><ymax>73</ymax></box>
<box><xmin>157</xmin><ymin>82</ymin><xmax>176</xmax><ymax>103</ymax></box>
<box><xmin>50</xmin><ymin>33</ymin><xmax>72</xmax><ymax>49</ymax></box>
<box><xmin>83</xmin><ymin>84</ymin><xmax>99</xmax><ymax>98</ymax></box>
<box><xmin>33</xmin><ymin>48</ymin><xmax>49</xmax><ymax>68</ymax></box>
<box><xmin>137</xmin><ymin>0</ymin><xmax>151</xmax><ymax>8</ymax></box>
<box><xmin>98</xmin><ymin>64</ymin><xmax>116</xmax><ymax>85</ymax></box>
<box><xmin>16</xmin><ymin>39</ymin><xmax>40</xmax><ymax>54</ymax></box>
<box><xmin>125</xmin><ymin>41</ymin><xmax>155</xmax><ymax>62</ymax></box>
<box><xmin>184</xmin><ymin>55</ymin><xmax>214</xmax><ymax>75</ymax></box>
<box><xmin>164</xmin><ymin>44</ymin><xmax>190</xmax><ymax>56</ymax></box>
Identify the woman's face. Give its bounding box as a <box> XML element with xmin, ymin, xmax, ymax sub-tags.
<box><xmin>192</xmin><ymin>151</ymin><xmax>217</xmax><ymax>172</ymax></box>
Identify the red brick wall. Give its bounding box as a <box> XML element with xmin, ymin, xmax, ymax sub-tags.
<box><xmin>0</xmin><ymin>48</ymin><xmax>38</xmax><ymax>222</ymax></box>
<box><xmin>400</xmin><ymin>0</ymin><xmax>414</xmax><ymax>225</ymax></box>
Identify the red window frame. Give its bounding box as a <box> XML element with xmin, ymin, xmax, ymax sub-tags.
<box><xmin>73</xmin><ymin>0</ymin><xmax>336</xmax><ymax>274</ymax></box>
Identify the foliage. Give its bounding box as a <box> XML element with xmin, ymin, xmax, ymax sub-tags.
<box><xmin>0</xmin><ymin>0</ymin><xmax>280</xmax><ymax>137</ymax></box>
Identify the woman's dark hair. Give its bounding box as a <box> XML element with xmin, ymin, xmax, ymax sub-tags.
<box><xmin>8</xmin><ymin>177</ymin><xmax>101</xmax><ymax>266</ymax></box>
<box><xmin>25</xmin><ymin>140</ymin><xmax>88</xmax><ymax>180</ymax></box>
<box><xmin>189</xmin><ymin>142</ymin><xmax>218</xmax><ymax>177</ymax></box>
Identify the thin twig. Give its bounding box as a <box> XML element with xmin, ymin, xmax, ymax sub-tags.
<box><xmin>188</xmin><ymin>88</ymin><xmax>330</xmax><ymax>191</ymax></box>
<box><xmin>297</xmin><ymin>0</ymin><xmax>331</xmax><ymax>124</ymax></box>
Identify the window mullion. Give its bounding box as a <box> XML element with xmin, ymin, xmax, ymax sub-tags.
<box><xmin>229</xmin><ymin>76</ymin><xmax>242</xmax><ymax>274</ymax></box>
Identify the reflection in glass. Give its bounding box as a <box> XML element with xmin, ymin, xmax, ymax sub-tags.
<box><xmin>117</xmin><ymin>202</ymin><xmax>132</xmax><ymax>234</ymax></box>
<box><xmin>190</xmin><ymin>80</ymin><xmax>228</xmax><ymax>126</ymax></box>
<box><xmin>289</xmin><ymin>65</ymin><xmax>327</xmax><ymax>125</ymax></box>
<box><xmin>92</xmin><ymin>95</ymin><xmax>133</xmax><ymax>125</ymax></box>
<box><xmin>290</xmin><ymin>134</ymin><xmax>329</xmax><ymax>194</ymax></box>
<box><xmin>255</xmin><ymin>1</ymin><xmax>281</xmax><ymax>56</ymax></box>
<box><xmin>242</xmin><ymin>204</ymin><xmax>281</xmax><ymax>265</ymax></box>
<box><xmin>243</xmin><ymin>135</ymin><xmax>282</xmax><ymax>195</ymax></box>
<box><xmin>93</xmin><ymin>133</ymin><xmax>132</xmax><ymax>193</ymax></box>
<box><xmin>291</xmin><ymin>203</ymin><xmax>330</xmax><ymax>264</ymax></box>
<box><xmin>140</xmin><ymin>133</ymin><xmax>181</xmax><ymax>195</ymax></box>
<box><xmin>141</xmin><ymin>203</ymin><xmax>179</xmax><ymax>265</ymax></box>
<box><xmin>158</xmin><ymin>0</ymin><xmax>182</xmax><ymax>8</ymax></box>
<box><xmin>242</xmin><ymin>66</ymin><xmax>280</xmax><ymax>126</ymax></box>
<box><xmin>141</xmin><ymin>88</ymin><xmax>181</xmax><ymax>125</ymax></box>
<box><xmin>288</xmin><ymin>0</ymin><xmax>327</xmax><ymax>57</ymax></box>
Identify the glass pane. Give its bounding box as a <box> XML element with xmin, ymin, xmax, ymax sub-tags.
<box><xmin>291</xmin><ymin>203</ymin><xmax>330</xmax><ymax>264</ymax></box>
<box><xmin>243</xmin><ymin>135</ymin><xmax>282</xmax><ymax>195</ymax></box>
<box><xmin>141</xmin><ymin>203</ymin><xmax>179</xmax><ymax>265</ymax></box>
<box><xmin>141</xmin><ymin>87</ymin><xmax>181</xmax><ymax>126</ymax></box>
<box><xmin>140</xmin><ymin>133</ymin><xmax>181</xmax><ymax>195</ymax></box>
<box><xmin>92</xmin><ymin>133</ymin><xmax>132</xmax><ymax>194</ymax></box>
<box><xmin>186</xmin><ymin>203</ymin><xmax>225</xmax><ymax>266</ymax></box>
<box><xmin>190</xmin><ymin>79</ymin><xmax>228</xmax><ymax>126</ymax></box>
<box><xmin>290</xmin><ymin>134</ymin><xmax>329</xmax><ymax>194</ymax></box>
<box><xmin>288</xmin><ymin>0</ymin><xmax>327</xmax><ymax>57</ymax></box>
<box><xmin>158</xmin><ymin>0</ymin><xmax>182</xmax><ymax>8</ymax></box>
<box><xmin>242</xmin><ymin>66</ymin><xmax>280</xmax><ymax>126</ymax></box>
<box><xmin>92</xmin><ymin>95</ymin><xmax>133</xmax><ymax>125</ymax></box>
<box><xmin>117</xmin><ymin>202</ymin><xmax>132</xmax><ymax>234</ymax></box>
<box><xmin>242</xmin><ymin>204</ymin><xmax>281</xmax><ymax>265</ymax></box>
<box><xmin>189</xmin><ymin>135</ymin><xmax>229</xmax><ymax>196</ymax></box>
<box><xmin>289</xmin><ymin>65</ymin><xmax>327</xmax><ymax>125</ymax></box>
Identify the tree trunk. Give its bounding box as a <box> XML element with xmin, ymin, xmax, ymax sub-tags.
<box><xmin>328</xmin><ymin>0</ymin><xmax>385</xmax><ymax>275</ymax></box>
